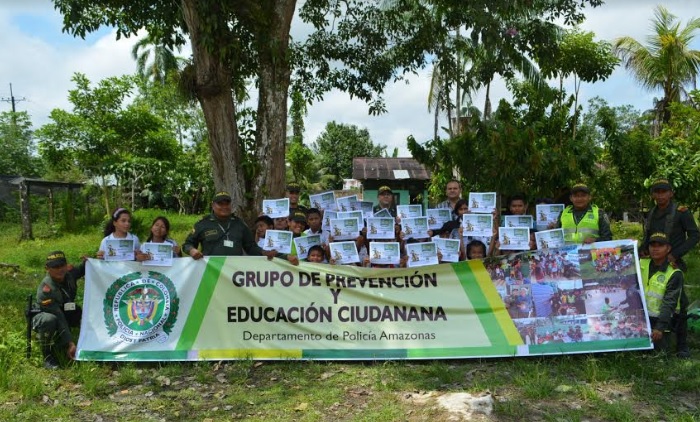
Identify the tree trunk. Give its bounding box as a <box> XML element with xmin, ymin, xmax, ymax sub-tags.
<box><xmin>101</xmin><ymin>176</ymin><xmax>111</xmax><ymax>215</ymax></box>
<box><xmin>248</xmin><ymin>0</ymin><xmax>297</xmax><ymax>224</ymax></box>
<box><xmin>181</xmin><ymin>0</ymin><xmax>245</xmax><ymax>211</ymax></box>
<box><xmin>19</xmin><ymin>180</ymin><xmax>33</xmax><ymax>241</ymax></box>
<box><xmin>48</xmin><ymin>188</ymin><xmax>55</xmax><ymax>226</ymax></box>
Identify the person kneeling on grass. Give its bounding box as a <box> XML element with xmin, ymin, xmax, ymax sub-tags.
<box><xmin>641</xmin><ymin>232</ymin><xmax>689</xmax><ymax>357</ymax></box>
<box><xmin>33</xmin><ymin>251</ymin><xmax>87</xmax><ymax>369</ymax></box>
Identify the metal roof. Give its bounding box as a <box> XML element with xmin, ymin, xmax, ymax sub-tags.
<box><xmin>352</xmin><ymin>157</ymin><xmax>431</xmax><ymax>181</ymax></box>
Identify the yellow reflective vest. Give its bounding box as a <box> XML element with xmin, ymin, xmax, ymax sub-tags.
<box><xmin>640</xmin><ymin>258</ymin><xmax>681</xmax><ymax>318</ymax></box>
<box><xmin>561</xmin><ymin>205</ymin><xmax>599</xmax><ymax>244</ymax></box>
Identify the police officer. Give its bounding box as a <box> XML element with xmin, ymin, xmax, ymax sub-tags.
<box><xmin>373</xmin><ymin>186</ymin><xmax>397</xmax><ymax>217</ymax></box>
<box><xmin>556</xmin><ymin>183</ymin><xmax>612</xmax><ymax>245</ymax></box>
<box><xmin>183</xmin><ymin>191</ymin><xmax>294</xmax><ymax>262</ymax></box>
<box><xmin>641</xmin><ymin>178</ymin><xmax>698</xmax><ymax>357</ymax></box>
<box><xmin>286</xmin><ymin>182</ymin><xmax>308</xmax><ymax>216</ymax></box>
<box><xmin>640</xmin><ymin>232</ymin><xmax>688</xmax><ymax>355</ymax></box>
<box><xmin>33</xmin><ymin>251</ymin><xmax>86</xmax><ymax>369</ymax></box>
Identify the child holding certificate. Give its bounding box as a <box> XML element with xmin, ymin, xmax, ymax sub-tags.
<box><xmin>97</xmin><ymin>208</ymin><xmax>147</xmax><ymax>261</ymax></box>
<box><xmin>254</xmin><ymin>215</ymin><xmax>274</xmax><ymax>248</ymax></box>
<box><xmin>145</xmin><ymin>216</ymin><xmax>181</xmax><ymax>257</ymax></box>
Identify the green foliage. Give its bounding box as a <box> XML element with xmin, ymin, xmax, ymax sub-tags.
<box><xmin>647</xmin><ymin>95</ymin><xmax>700</xmax><ymax>211</ymax></box>
<box><xmin>611</xmin><ymin>221</ymin><xmax>644</xmax><ymax>242</ymax></box>
<box><xmin>312</xmin><ymin>122</ymin><xmax>386</xmax><ymax>190</ymax></box>
<box><xmin>0</xmin><ymin>111</ymin><xmax>43</xmax><ymax>177</ymax></box>
<box><xmin>540</xmin><ymin>28</ymin><xmax>619</xmax><ymax>84</ymax></box>
<box><xmin>37</xmin><ymin>73</ymin><xmax>180</xmax><ymax>213</ymax></box>
<box><xmin>410</xmin><ymin>81</ymin><xmax>599</xmax><ymax>201</ymax></box>
<box><xmin>614</xmin><ymin>6</ymin><xmax>700</xmax><ymax>124</ymax></box>
<box><xmin>581</xmin><ymin>97</ymin><xmax>653</xmax><ymax>216</ymax></box>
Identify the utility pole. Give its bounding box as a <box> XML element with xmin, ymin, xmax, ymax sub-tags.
<box><xmin>1</xmin><ymin>83</ymin><xmax>26</xmax><ymax>113</ymax></box>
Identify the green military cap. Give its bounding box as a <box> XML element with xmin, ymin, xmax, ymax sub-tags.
<box><xmin>648</xmin><ymin>232</ymin><xmax>670</xmax><ymax>244</ymax></box>
<box><xmin>650</xmin><ymin>178</ymin><xmax>672</xmax><ymax>191</ymax></box>
<box><xmin>46</xmin><ymin>251</ymin><xmax>67</xmax><ymax>268</ymax></box>
<box><xmin>212</xmin><ymin>191</ymin><xmax>232</xmax><ymax>203</ymax></box>
<box><xmin>378</xmin><ymin>185</ymin><xmax>393</xmax><ymax>194</ymax></box>
<box><xmin>570</xmin><ymin>183</ymin><xmax>590</xmax><ymax>194</ymax></box>
<box><xmin>286</xmin><ymin>182</ymin><xmax>301</xmax><ymax>192</ymax></box>
<box><xmin>290</xmin><ymin>210</ymin><xmax>307</xmax><ymax>223</ymax></box>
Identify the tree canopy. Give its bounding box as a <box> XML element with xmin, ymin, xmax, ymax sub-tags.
<box><xmin>51</xmin><ymin>0</ymin><xmax>605</xmax><ymax>221</ymax></box>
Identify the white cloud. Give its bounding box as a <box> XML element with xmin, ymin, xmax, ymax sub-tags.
<box><xmin>2</xmin><ymin>1</ymin><xmax>700</xmax><ymax>159</ymax></box>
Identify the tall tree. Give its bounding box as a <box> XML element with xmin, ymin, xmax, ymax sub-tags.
<box><xmin>37</xmin><ymin>73</ymin><xmax>179</xmax><ymax>214</ymax></box>
<box><xmin>312</xmin><ymin>122</ymin><xmax>386</xmax><ymax>190</ymax></box>
<box><xmin>52</xmin><ymin>0</ymin><xmax>603</xmax><ymax>220</ymax></box>
<box><xmin>0</xmin><ymin>111</ymin><xmax>42</xmax><ymax>177</ymax></box>
<box><xmin>131</xmin><ymin>33</ymin><xmax>183</xmax><ymax>85</ymax></box>
<box><xmin>613</xmin><ymin>6</ymin><xmax>700</xmax><ymax>129</ymax></box>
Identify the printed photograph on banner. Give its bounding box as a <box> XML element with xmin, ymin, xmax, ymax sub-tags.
<box><xmin>579</xmin><ymin>244</ymin><xmax>641</xmax><ymax>319</ymax></box>
<box><xmin>514</xmin><ymin>315</ymin><xmax>592</xmax><ymax>345</ymax></box>
<box><xmin>427</xmin><ymin>208</ymin><xmax>451</xmax><ymax>230</ymax></box>
<box><xmin>373</xmin><ymin>208</ymin><xmax>392</xmax><ymax>218</ymax></box>
<box><xmin>529</xmin><ymin>245</ymin><xmax>581</xmax><ymax>283</ymax></box>
<box><xmin>322</xmin><ymin>210</ymin><xmax>338</xmax><ymax>232</ymax></box>
<box><xmin>542</xmin><ymin>279</ymin><xmax>586</xmax><ymax>317</ymax></box>
<box><xmin>535</xmin><ymin>228</ymin><xmax>565</xmax><ymax>250</ymax></box>
<box><xmin>336</xmin><ymin>195</ymin><xmax>359</xmax><ymax>212</ymax></box>
<box><xmin>141</xmin><ymin>242</ymin><xmax>174</xmax><ymax>266</ymax></box>
<box><xmin>462</xmin><ymin>213</ymin><xmax>493</xmax><ymax>237</ymax></box>
<box><xmin>503</xmin><ymin>283</ymin><xmax>533</xmax><ymax>319</ymax></box>
<box><xmin>535</xmin><ymin>204</ymin><xmax>565</xmax><ymax>230</ymax></box>
<box><xmin>329</xmin><ymin>241</ymin><xmax>360</xmax><ymax>264</ymax></box>
<box><xmin>504</xmin><ymin>215</ymin><xmax>534</xmax><ymax>229</ymax></box>
<box><xmin>337</xmin><ymin>210</ymin><xmax>364</xmax><ymax>228</ymax></box>
<box><xmin>587</xmin><ymin>313</ymin><xmax>649</xmax><ymax>341</ymax></box>
<box><xmin>103</xmin><ymin>239</ymin><xmax>135</xmax><ymax>261</ymax></box>
<box><xmin>309</xmin><ymin>191</ymin><xmax>336</xmax><ymax>211</ymax></box>
<box><xmin>396</xmin><ymin>204</ymin><xmax>423</xmax><ymax>219</ymax></box>
<box><xmin>262</xmin><ymin>198</ymin><xmax>290</xmax><ymax>218</ymax></box>
<box><xmin>366</xmin><ymin>217</ymin><xmax>396</xmax><ymax>240</ymax></box>
<box><xmin>293</xmin><ymin>234</ymin><xmax>321</xmax><ymax>260</ymax></box>
<box><xmin>405</xmin><ymin>242</ymin><xmax>438</xmax><ymax>267</ymax></box>
<box><xmin>498</xmin><ymin>227</ymin><xmax>530</xmax><ymax>250</ymax></box>
<box><xmin>468</xmin><ymin>192</ymin><xmax>497</xmax><ymax>214</ymax></box>
<box><xmin>434</xmin><ymin>238</ymin><xmax>460</xmax><ymax>262</ymax></box>
<box><xmin>400</xmin><ymin>216</ymin><xmax>429</xmax><ymax>239</ymax></box>
<box><xmin>369</xmin><ymin>241</ymin><xmax>401</xmax><ymax>265</ymax></box>
<box><xmin>329</xmin><ymin>218</ymin><xmax>360</xmax><ymax>241</ymax></box>
<box><xmin>263</xmin><ymin>230</ymin><xmax>293</xmax><ymax>254</ymax></box>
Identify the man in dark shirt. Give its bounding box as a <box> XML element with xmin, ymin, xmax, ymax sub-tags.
<box><xmin>640</xmin><ymin>178</ymin><xmax>698</xmax><ymax>358</ymax></box>
<box><xmin>641</xmin><ymin>178</ymin><xmax>699</xmax><ymax>271</ymax></box>
<box><xmin>184</xmin><ymin>192</ymin><xmax>297</xmax><ymax>264</ymax></box>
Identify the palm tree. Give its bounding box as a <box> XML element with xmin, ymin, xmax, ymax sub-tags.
<box><xmin>132</xmin><ymin>33</ymin><xmax>183</xmax><ymax>85</ymax></box>
<box><xmin>613</xmin><ymin>6</ymin><xmax>700</xmax><ymax>129</ymax></box>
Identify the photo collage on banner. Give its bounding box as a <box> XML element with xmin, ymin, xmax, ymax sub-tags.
<box><xmin>484</xmin><ymin>242</ymin><xmax>647</xmax><ymax>347</ymax></box>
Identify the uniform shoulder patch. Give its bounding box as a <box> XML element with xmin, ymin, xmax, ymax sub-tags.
<box><xmin>42</xmin><ymin>284</ymin><xmax>51</xmax><ymax>293</ymax></box>
<box><xmin>41</xmin><ymin>299</ymin><xmax>52</xmax><ymax>305</ymax></box>
<box><xmin>678</xmin><ymin>206</ymin><xmax>688</xmax><ymax>212</ymax></box>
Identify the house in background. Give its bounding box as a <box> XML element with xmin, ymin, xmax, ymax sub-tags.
<box><xmin>352</xmin><ymin>157</ymin><xmax>431</xmax><ymax>211</ymax></box>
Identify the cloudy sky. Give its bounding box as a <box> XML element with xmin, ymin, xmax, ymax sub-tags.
<box><xmin>1</xmin><ymin>1</ymin><xmax>699</xmax><ymax>156</ymax></box>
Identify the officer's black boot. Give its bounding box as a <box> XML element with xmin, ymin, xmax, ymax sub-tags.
<box><xmin>42</xmin><ymin>346</ymin><xmax>59</xmax><ymax>369</ymax></box>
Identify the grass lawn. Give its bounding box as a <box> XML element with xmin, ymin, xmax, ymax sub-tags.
<box><xmin>0</xmin><ymin>213</ymin><xmax>698</xmax><ymax>421</ymax></box>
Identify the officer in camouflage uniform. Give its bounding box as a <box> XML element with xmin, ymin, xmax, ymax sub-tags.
<box><xmin>33</xmin><ymin>251</ymin><xmax>85</xmax><ymax>369</ymax></box>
